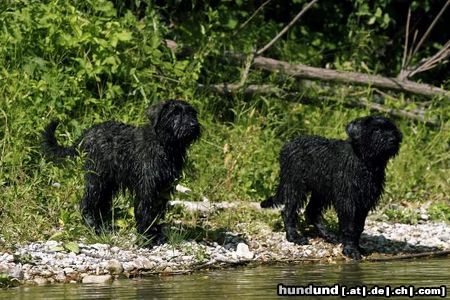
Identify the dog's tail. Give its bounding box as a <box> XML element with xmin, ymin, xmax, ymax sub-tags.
<box><xmin>260</xmin><ymin>195</ymin><xmax>282</xmax><ymax>208</ymax></box>
<box><xmin>42</xmin><ymin>120</ymin><xmax>78</xmax><ymax>159</ymax></box>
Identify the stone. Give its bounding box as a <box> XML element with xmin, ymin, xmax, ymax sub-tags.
<box><xmin>82</xmin><ymin>275</ymin><xmax>113</xmax><ymax>284</ymax></box>
<box><xmin>63</xmin><ymin>267</ymin><xmax>75</xmax><ymax>274</ymax></box>
<box><xmin>9</xmin><ymin>265</ymin><xmax>24</xmax><ymax>280</ymax></box>
<box><xmin>33</xmin><ymin>277</ymin><xmax>49</xmax><ymax>285</ymax></box>
<box><xmin>55</xmin><ymin>271</ymin><xmax>67</xmax><ymax>283</ymax></box>
<box><xmin>235</xmin><ymin>243</ymin><xmax>254</xmax><ymax>260</ymax></box>
<box><xmin>106</xmin><ymin>259</ymin><xmax>124</xmax><ymax>275</ymax></box>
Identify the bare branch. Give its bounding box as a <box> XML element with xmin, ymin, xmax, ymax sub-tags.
<box><xmin>256</xmin><ymin>0</ymin><xmax>318</xmax><ymax>55</ymax></box>
<box><xmin>401</xmin><ymin>8</ymin><xmax>412</xmax><ymax>71</ymax></box>
<box><xmin>199</xmin><ymin>83</ymin><xmax>439</xmax><ymax>126</ymax></box>
<box><xmin>228</xmin><ymin>54</ymin><xmax>448</xmax><ymax>98</ymax></box>
<box><xmin>409</xmin><ymin>40</ymin><xmax>450</xmax><ymax>78</ymax></box>
<box><xmin>410</xmin><ymin>0</ymin><xmax>450</xmax><ymax>62</ymax></box>
<box><xmin>233</xmin><ymin>0</ymin><xmax>272</xmax><ymax>36</ymax></box>
<box><xmin>164</xmin><ymin>39</ymin><xmax>449</xmax><ymax>98</ymax></box>
<box><xmin>238</xmin><ymin>52</ymin><xmax>255</xmax><ymax>87</ymax></box>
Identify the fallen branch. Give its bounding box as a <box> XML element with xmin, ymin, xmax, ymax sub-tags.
<box><xmin>164</xmin><ymin>39</ymin><xmax>449</xmax><ymax>99</ymax></box>
<box><xmin>226</xmin><ymin>53</ymin><xmax>449</xmax><ymax>99</ymax></box>
<box><xmin>198</xmin><ymin>83</ymin><xmax>439</xmax><ymax>126</ymax></box>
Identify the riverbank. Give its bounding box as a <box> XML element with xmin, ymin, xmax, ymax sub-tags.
<box><xmin>1</xmin><ymin>202</ymin><xmax>449</xmax><ymax>287</ymax></box>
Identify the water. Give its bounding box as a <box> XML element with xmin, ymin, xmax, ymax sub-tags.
<box><xmin>1</xmin><ymin>258</ymin><xmax>449</xmax><ymax>299</ymax></box>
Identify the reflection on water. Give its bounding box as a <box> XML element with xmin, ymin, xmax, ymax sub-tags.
<box><xmin>1</xmin><ymin>258</ymin><xmax>449</xmax><ymax>299</ymax></box>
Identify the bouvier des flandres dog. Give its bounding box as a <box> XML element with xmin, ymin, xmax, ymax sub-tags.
<box><xmin>42</xmin><ymin>99</ymin><xmax>201</xmax><ymax>242</ymax></box>
<box><xmin>261</xmin><ymin>115</ymin><xmax>402</xmax><ymax>259</ymax></box>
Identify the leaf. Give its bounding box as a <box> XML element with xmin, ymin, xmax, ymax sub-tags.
<box><xmin>48</xmin><ymin>231</ymin><xmax>64</xmax><ymax>241</ymax></box>
<box><xmin>64</xmin><ymin>242</ymin><xmax>80</xmax><ymax>254</ymax></box>
<box><xmin>375</xmin><ymin>7</ymin><xmax>382</xmax><ymax>18</ymax></box>
<box><xmin>227</xmin><ymin>18</ymin><xmax>238</xmax><ymax>29</ymax></box>
<box><xmin>116</xmin><ymin>219</ymin><xmax>128</xmax><ymax>229</ymax></box>
<box><xmin>115</xmin><ymin>30</ymin><xmax>132</xmax><ymax>41</ymax></box>
<box><xmin>49</xmin><ymin>246</ymin><xmax>65</xmax><ymax>252</ymax></box>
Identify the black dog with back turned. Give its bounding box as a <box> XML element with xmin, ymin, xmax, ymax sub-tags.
<box><xmin>261</xmin><ymin>115</ymin><xmax>402</xmax><ymax>259</ymax></box>
<box><xmin>42</xmin><ymin>99</ymin><xmax>201</xmax><ymax>243</ymax></box>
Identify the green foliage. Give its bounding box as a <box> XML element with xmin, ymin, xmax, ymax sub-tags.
<box><xmin>428</xmin><ymin>202</ymin><xmax>450</xmax><ymax>222</ymax></box>
<box><xmin>0</xmin><ymin>1</ymin><xmax>448</xmax><ymax>249</ymax></box>
<box><xmin>0</xmin><ymin>275</ymin><xmax>20</xmax><ymax>288</ymax></box>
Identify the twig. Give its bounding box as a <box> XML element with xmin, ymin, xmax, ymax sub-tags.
<box><xmin>400</xmin><ymin>8</ymin><xmax>411</xmax><ymax>72</ymax></box>
<box><xmin>256</xmin><ymin>0</ymin><xmax>318</xmax><ymax>55</ymax></box>
<box><xmin>233</xmin><ymin>0</ymin><xmax>272</xmax><ymax>36</ymax></box>
<box><xmin>238</xmin><ymin>52</ymin><xmax>255</xmax><ymax>87</ymax></box>
<box><xmin>366</xmin><ymin>250</ymin><xmax>450</xmax><ymax>262</ymax></box>
<box><xmin>408</xmin><ymin>0</ymin><xmax>450</xmax><ymax>66</ymax></box>
<box><xmin>409</xmin><ymin>40</ymin><xmax>450</xmax><ymax>78</ymax></box>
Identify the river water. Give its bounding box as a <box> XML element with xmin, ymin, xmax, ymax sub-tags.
<box><xmin>1</xmin><ymin>258</ymin><xmax>448</xmax><ymax>299</ymax></box>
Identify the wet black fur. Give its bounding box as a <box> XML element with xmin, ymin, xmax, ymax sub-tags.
<box><xmin>42</xmin><ymin>100</ymin><xmax>201</xmax><ymax>242</ymax></box>
<box><xmin>261</xmin><ymin>115</ymin><xmax>402</xmax><ymax>259</ymax></box>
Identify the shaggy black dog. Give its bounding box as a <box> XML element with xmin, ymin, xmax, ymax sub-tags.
<box><xmin>42</xmin><ymin>99</ymin><xmax>201</xmax><ymax>242</ymax></box>
<box><xmin>261</xmin><ymin>115</ymin><xmax>402</xmax><ymax>259</ymax></box>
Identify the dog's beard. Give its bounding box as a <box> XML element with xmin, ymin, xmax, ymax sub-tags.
<box><xmin>175</xmin><ymin>124</ymin><xmax>201</xmax><ymax>144</ymax></box>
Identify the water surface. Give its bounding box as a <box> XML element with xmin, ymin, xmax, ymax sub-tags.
<box><xmin>2</xmin><ymin>258</ymin><xmax>449</xmax><ymax>299</ymax></box>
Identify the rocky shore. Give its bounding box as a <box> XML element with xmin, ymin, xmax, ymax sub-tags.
<box><xmin>1</xmin><ymin>202</ymin><xmax>449</xmax><ymax>286</ymax></box>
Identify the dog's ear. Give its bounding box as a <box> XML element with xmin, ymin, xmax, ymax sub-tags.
<box><xmin>146</xmin><ymin>102</ymin><xmax>166</xmax><ymax>129</ymax></box>
<box><xmin>346</xmin><ymin>119</ymin><xmax>362</xmax><ymax>141</ymax></box>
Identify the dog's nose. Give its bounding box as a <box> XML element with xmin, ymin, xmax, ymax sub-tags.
<box><xmin>188</xmin><ymin>121</ymin><xmax>198</xmax><ymax>128</ymax></box>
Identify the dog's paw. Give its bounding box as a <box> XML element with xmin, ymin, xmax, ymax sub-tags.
<box><xmin>313</xmin><ymin>227</ymin><xmax>338</xmax><ymax>243</ymax></box>
<box><xmin>342</xmin><ymin>245</ymin><xmax>362</xmax><ymax>260</ymax></box>
<box><xmin>286</xmin><ymin>232</ymin><xmax>309</xmax><ymax>245</ymax></box>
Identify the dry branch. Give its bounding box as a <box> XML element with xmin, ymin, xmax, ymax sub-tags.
<box><xmin>400</xmin><ymin>1</ymin><xmax>450</xmax><ymax>79</ymax></box>
<box><xmin>225</xmin><ymin>53</ymin><xmax>449</xmax><ymax>99</ymax></box>
<box><xmin>256</xmin><ymin>0</ymin><xmax>319</xmax><ymax>55</ymax></box>
<box><xmin>198</xmin><ymin>83</ymin><xmax>438</xmax><ymax>126</ymax></box>
<box><xmin>164</xmin><ymin>39</ymin><xmax>449</xmax><ymax>99</ymax></box>
<box><xmin>233</xmin><ymin>0</ymin><xmax>272</xmax><ymax>36</ymax></box>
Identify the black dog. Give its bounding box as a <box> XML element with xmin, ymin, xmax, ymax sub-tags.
<box><xmin>42</xmin><ymin>99</ymin><xmax>201</xmax><ymax>242</ymax></box>
<box><xmin>261</xmin><ymin>115</ymin><xmax>402</xmax><ymax>259</ymax></box>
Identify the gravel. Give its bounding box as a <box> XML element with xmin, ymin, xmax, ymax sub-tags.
<box><xmin>1</xmin><ymin>219</ymin><xmax>449</xmax><ymax>285</ymax></box>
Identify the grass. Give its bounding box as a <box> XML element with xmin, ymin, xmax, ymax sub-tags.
<box><xmin>0</xmin><ymin>88</ymin><xmax>449</xmax><ymax>249</ymax></box>
<box><xmin>1</xmin><ymin>90</ymin><xmax>449</xmax><ymax>249</ymax></box>
<box><xmin>0</xmin><ymin>1</ymin><xmax>448</xmax><ymax>250</ymax></box>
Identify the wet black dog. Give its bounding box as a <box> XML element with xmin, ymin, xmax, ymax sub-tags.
<box><xmin>261</xmin><ymin>115</ymin><xmax>402</xmax><ymax>259</ymax></box>
<box><xmin>43</xmin><ymin>100</ymin><xmax>201</xmax><ymax>242</ymax></box>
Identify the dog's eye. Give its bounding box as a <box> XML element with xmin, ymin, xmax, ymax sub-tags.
<box><xmin>172</xmin><ymin>108</ymin><xmax>182</xmax><ymax>117</ymax></box>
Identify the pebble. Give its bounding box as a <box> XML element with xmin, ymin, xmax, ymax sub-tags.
<box><xmin>236</xmin><ymin>243</ymin><xmax>254</xmax><ymax>260</ymax></box>
<box><xmin>82</xmin><ymin>275</ymin><xmax>113</xmax><ymax>284</ymax></box>
<box><xmin>0</xmin><ymin>220</ymin><xmax>448</xmax><ymax>286</ymax></box>
<box><xmin>106</xmin><ymin>259</ymin><xmax>123</xmax><ymax>275</ymax></box>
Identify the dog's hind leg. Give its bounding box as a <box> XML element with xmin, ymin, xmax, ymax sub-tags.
<box><xmin>80</xmin><ymin>173</ymin><xmax>116</xmax><ymax>233</ymax></box>
<box><xmin>281</xmin><ymin>182</ymin><xmax>308</xmax><ymax>245</ymax></box>
<box><xmin>305</xmin><ymin>192</ymin><xmax>336</xmax><ymax>242</ymax></box>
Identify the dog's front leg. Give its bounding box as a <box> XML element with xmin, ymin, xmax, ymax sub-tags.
<box><xmin>339</xmin><ymin>212</ymin><xmax>363</xmax><ymax>260</ymax></box>
<box><xmin>134</xmin><ymin>189</ymin><xmax>164</xmax><ymax>242</ymax></box>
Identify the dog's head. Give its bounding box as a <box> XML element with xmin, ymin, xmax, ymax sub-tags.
<box><xmin>346</xmin><ymin>115</ymin><xmax>402</xmax><ymax>162</ymax></box>
<box><xmin>146</xmin><ymin>99</ymin><xmax>201</xmax><ymax>145</ymax></box>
